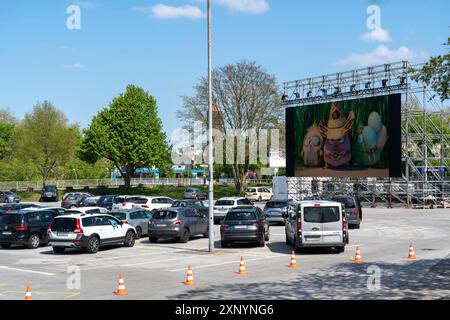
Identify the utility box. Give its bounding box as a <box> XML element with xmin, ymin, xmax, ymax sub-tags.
<box><xmin>273</xmin><ymin>176</ymin><xmax>288</xmax><ymax>200</ymax></box>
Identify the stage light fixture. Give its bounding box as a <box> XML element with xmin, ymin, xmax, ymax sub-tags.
<box><xmin>321</xmin><ymin>89</ymin><xmax>327</xmax><ymax>97</ymax></box>
<box><xmin>281</xmin><ymin>94</ymin><xmax>288</xmax><ymax>101</ymax></box>
<box><xmin>307</xmin><ymin>90</ymin><xmax>312</xmax><ymax>97</ymax></box>
<box><xmin>382</xmin><ymin>79</ymin><xmax>388</xmax><ymax>87</ymax></box>
<box><xmin>365</xmin><ymin>81</ymin><xmax>371</xmax><ymax>89</ymax></box>
<box><xmin>294</xmin><ymin>92</ymin><xmax>301</xmax><ymax>99</ymax></box>
<box><xmin>399</xmin><ymin>76</ymin><xmax>406</xmax><ymax>85</ymax></box>
<box><xmin>350</xmin><ymin>84</ymin><xmax>356</xmax><ymax>92</ymax></box>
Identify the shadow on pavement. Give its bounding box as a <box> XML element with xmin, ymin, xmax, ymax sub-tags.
<box><xmin>168</xmin><ymin>256</ymin><xmax>450</xmax><ymax>300</ymax></box>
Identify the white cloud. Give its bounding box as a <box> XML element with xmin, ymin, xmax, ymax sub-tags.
<box><xmin>134</xmin><ymin>4</ymin><xmax>206</xmax><ymax>20</ymax></box>
<box><xmin>361</xmin><ymin>27</ymin><xmax>391</xmax><ymax>42</ymax></box>
<box><xmin>337</xmin><ymin>45</ymin><xmax>429</xmax><ymax>67</ymax></box>
<box><xmin>213</xmin><ymin>0</ymin><xmax>269</xmax><ymax>14</ymax></box>
<box><xmin>66</xmin><ymin>63</ymin><xmax>86</xmax><ymax>69</ymax></box>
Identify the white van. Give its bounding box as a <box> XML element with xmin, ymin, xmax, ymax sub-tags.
<box><xmin>284</xmin><ymin>201</ymin><xmax>349</xmax><ymax>253</ymax></box>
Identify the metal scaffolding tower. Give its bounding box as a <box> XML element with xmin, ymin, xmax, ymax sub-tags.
<box><xmin>281</xmin><ymin>61</ymin><xmax>450</xmax><ymax>208</ymax></box>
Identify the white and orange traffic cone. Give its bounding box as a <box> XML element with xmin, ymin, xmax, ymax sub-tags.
<box><xmin>353</xmin><ymin>246</ymin><xmax>363</xmax><ymax>263</ymax></box>
<box><xmin>25</xmin><ymin>286</ymin><xmax>32</xmax><ymax>300</ymax></box>
<box><xmin>407</xmin><ymin>243</ymin><xmax>417</xmax><ymax>260</ymax></box>
<box><xmin>235</xmin><ymin>257</ymin><xmax>247</xmax><ymax>275</ymax></box>
<box><xmin>288</xmin><ymin>250</ymin><xmax>298</xmax><ymax>268</ymax></box>
<box><xmin>183</xmin><ymin>265</ymin><xmax>195</xmax><ymax>285</ymax></box>
<box><xmin>114</xmin><ymin>274</ymin><xmax>127</xmax><ymax>296</ymax></box>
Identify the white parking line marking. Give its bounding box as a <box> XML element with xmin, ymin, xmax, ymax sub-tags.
<box><xmin>120</xmin><ymin>256</ymin><xmax>203</xmax><ymax>267</ymax></box>
<box><xmin>0</xmin><ymin>266</ymin><xmax>55</xmax><ymax>276</ymax></box>
<box><xmin>169</xmin><ymin>256</ymin><xmax>284</xmax><ymax>272</ymax></box>
<box><xmin>87</xmin><ymin>249</ymin><xmax>186</xmax><ymax>262</ymax></box>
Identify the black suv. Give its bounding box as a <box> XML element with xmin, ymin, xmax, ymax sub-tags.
<box><xmin>0</xmin><ymin>209</ymin><xmax>60</xmax><ymax>249</ymax></box>
<box><xmin>220</xmin><ymin>206</ymin><xmax>270</xmax><ymax>248</ymax></box>
<box><xmin>0</xmin><ymin>203</ymin><xmax>40</xmax><ymax>214</ymax></box>
<box><xmin>40</xmin><ymin>185</ymin><xmax>59</xmax><ymax>202</ymax></box>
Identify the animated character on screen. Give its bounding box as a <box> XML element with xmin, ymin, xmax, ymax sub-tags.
<box><xmin>353</xmin><ymin>111</ymin><xmax>388</xmax><ymax>166</ymax></box>
<box><xmin>319</xmin><ymin>102</ymin><xmax>355</xmax><ymax>168</ymax></box>
<box><xmin>301</xmin><ymin>124</ymin><xmax>325</xmax><ymax>167</ymax></box>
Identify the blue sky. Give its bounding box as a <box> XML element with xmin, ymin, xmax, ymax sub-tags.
<box><xmin>0</xmin><ymin>0</ymin><xmax>448</xmax><ymax>138</ymax></box>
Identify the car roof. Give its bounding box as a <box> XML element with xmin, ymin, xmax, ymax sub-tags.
<box><xmin>217</xmin><ymin>197</ymin><xmax>246</xmax><ymax>201</ymax></box>
<box><xmin>298</xmin><ymin>200</ymin><xmax>342</xmax><ymax>206</ymax></box>
<box><xmin>67</xmin><ymin>207</ymin><xmax>106</xmax><ymax>213</ymax></box>
<box><xmin>54</xmin><ymin>212</ymin><xmax>113</xmax><ymax>219</ymax></box>
<box><xmin>110</xmin><ymin>208</ymin><xmax>143</xmax><ymax>213</ymax></box>
<box><xmin>228</xmin><ymin>206</ymin><xmax>258</xmax><ymax>212</ymax></box>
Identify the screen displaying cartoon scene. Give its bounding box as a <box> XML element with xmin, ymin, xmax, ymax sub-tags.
<box><xmin>286</xmin><ymin>94</ymin><xmax>402</xmax><ymax>178</ymax></box>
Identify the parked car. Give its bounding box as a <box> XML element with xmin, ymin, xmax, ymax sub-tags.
<box><xmin>213</xmin><ymin>197</ymin><xmax>253</xmax><ymax>224</ymax></box>
<box><xmin>220</xmin><ymin>206</ymin><xmax>270</xmax><ymax>248</ymax></box>
<box><xmin>183</xmin><ymin>188</ymin><xmax>207</xmax><ymax>200</ymax></box>
<box><xmin>132</xmin><ymin>196</ymin><xmax>174</xmax><ymax>211</ymax></box>
<box><xmin>148</xmin><ymin>208</ymin><xmax>209</xmax><ymax>243</ymax></box>
<box><xmin>171</xmin><ymin>199</ymin><xmax>209</xmax><ymax>216</ymax></box>
<box><xmin>112</xmin><ymin>195</ymin><xmax>148</xmax><ymax>210</ymax></box>
<box><xmin>263</xmin><ymin>199</ymin><xmax>292</xmax><ymax>225</ymax></box>
<box><xmin>62</xmin><ymin>192</ymin><xmax>92</xmax><ymax>201</ymax></box>
<box><xmin>0</xmin><ymin>203</ymin><xmax>41</xmax><ymax>214</ymax></box>
<box><xmin>61</xmin><ymin>207</ymin><xmax>110</xmax><ymax>215</ymax></box>
<box><xmin>284</xmin><ymin>201</ymin><xmax>349</xmax><ymax>253</ymax></box>
<box><xmin>331</xmin><ymin>196</ymin><xmax>362</xmax><ymax>229</ymax></box>
<box><xmin>26</xmin><ymin>206</ymin><xmax>66</xmax><ymax>216</ymax></box>
<box><xmin>61</xmin><ymin>194</ymin><xmax>87</xmax><ymax>209</ymax></box>
<box><xmin>110</xmin><ymin>209</ymin><xmax>152</xmax><ymax>238</ymax></box>
<box><xmin>245</xmin><ymin>187</ymin><xmax>273</xmax><ymax>202</ymax></box>
<box><xmin>40</xmin><ymin>185</ymin><xmax>58</xmax><ymax>202</ymax></box>
<box><xmin>48</xmin><ymin>213</ymin><xmax>137</xmax><ymax>254</ymax></box>
<box><xmin>0</xmin><ymin>191</ymin><xmax>21</xmax><ymax>203</ymax></box>
<box><xmin>77</xmin><ymin>196</ymin><xmax>101</xmax><ymax>208</ymax></box>
<box><xmin>96</xmin><ymin>195</ymin><xmax>117</xmax><ymax>211</ymax></box>
<box><xmin>0</xmin><ymin>208</ymin><xmax>61</xmax><ymax>249</ymax></box>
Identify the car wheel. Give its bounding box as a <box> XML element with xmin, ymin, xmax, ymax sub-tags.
<box><xmin>258</xmin><ymin>196</ymin><xmax>262</xmax><ymax>202</ymax></box>
<box><xmin>53</xmin><ymin>247</ymin><xmax>65</xmax><ymax>254</ymax></box>
<box><xmin>123</xmin><ymin>231</ymin><xmax>135</xmax><ymax>247</ymax></box>
<box><xmin>149</xmin><ymin>237</ymin><xmax>158</xmax><ymax>243</ymax></box>
<box><xmin>135</xmin><ymin>227</ymin><xmax>142</xmax><ymax>239</ymax></box>
<box><xmin>258</xmin><ymin>235</ymin><xmax>265</xmax><ymax>247</ymax></box>
<box><xmin>0</xmin><ymin>243</ymin><xmax>11</xmax><ymax>249</ymax></box>
<box><xmin>85</xmin><ymin>236</ymin><xmax>100</xmax><ymax>254</ymax></box>
<box><xmin>179</xmin><ymin>228</ymin><xmax>190</xmax><ymax>243</ymax></box>
<box><xmin>221</xmin><ymin>241</ymin><xmax>228</xmax><ymax>248</ymax></box>
<box><xmin>28</xmin><ymin>234</ymin><xmax>40</xmax><ymax>249</ymax></box>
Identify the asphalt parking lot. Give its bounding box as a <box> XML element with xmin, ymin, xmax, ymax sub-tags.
<box><xmin>0</xmin><ymin>205</ymin><xmax>449</xmax><ymax>300</ymax></box>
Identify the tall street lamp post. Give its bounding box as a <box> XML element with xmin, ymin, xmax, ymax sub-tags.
<box><xmin>207</xmin><ymin>0</ymin><xmax>214</xmax><ymax>253</ymax></box>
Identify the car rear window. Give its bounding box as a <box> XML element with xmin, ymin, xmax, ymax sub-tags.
<box><xmin>110</xmin><ymin>212</ymin><xmax>127</xmax><ymax>220</ymax></box>
<box><xmin>114</xmin><ymin>197</ymin><xmax>126</xmax><ymax>204</ymax></box>
<box><xmin>237</xmin><ymin>199</ymin><xmax>252</xmax><ymax>205</ymax></box>
<box><xmin>185</xmin><ymin>189</ymin><xmax>195</xmax><ymax>192</ymax></box>
<box><xmin>134</xmin><ymin>198</ymin><xmax>148</xmax><ymax>205</ymax></box>
<box><xmin>303</xmin><ymin>206</ymin><xmax>340</xmax><ymax>223</ymax></box>
<box><xmin>215</xmin><ymin>200</ymin><xmax>235</xmax><ymax>206</ymax></box>
<box><xmin>51</xmin><ymin>218</ymin><xmax>76</xmax><ymax>232</ymax></box>
<box><xmin>225</xmin><ymin>212</ymin><xmax>257</xmax><ymax>221</ymax></box>
<box><xmin>332</xmin><ymin>197</ymin><xmax>356</xmax><ymax>208</ymax></box>
<box><xmin>172</xmin><ymin>201</ymin><xmax>187</xmax><ymax>207</ymax></box>
<box><xmin>247</xmin><ymin>188</ymin><xmax>256</xmax><ymax>193</ymax></box>
<box><xmin>152</xmin><ymin>211</ymin><xmax>178</xmax><ymax>220</ymax></box>
<box><xmin>266</xmin><ymin>201</ymin><xmax>287</xmax><ymax>208</ymax></box>
<box><xmin>0</xmin><ymin>214</ymin><xmax>23</xmax><ymax>225</ymax></box>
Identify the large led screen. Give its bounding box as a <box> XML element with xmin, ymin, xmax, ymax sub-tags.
<box><xmin>286</xmin><ymin>94</ymin><xmax>402</xmax><ymax>178</ymax></box>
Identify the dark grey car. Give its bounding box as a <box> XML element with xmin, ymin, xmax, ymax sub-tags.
<box><xmin>171</xmin><ymin>200</ymin><xmax>209</xmax><ymax>216</ymax></box>
<box><xmin>110</xmin><ymin>209</ymin><xmax>152</xmax><ymax>238</ymax></box>
<box><xmin>148</xmin><ymin>208</ymin><xmax>209</xmax><ymax>243</ymax></box>
<box><xmin>183</xmin><ymin>188</ymin><xmax>207</xmax><ymax>200</ymax></box>
<box><xmin>0</xmin><ymin>191</ymin><xmax>20</xmax><ymax>203</ymax></box>
<box><xmin>331</xmin><ymin>196</ymin><xmax>362</xmax><ymax>228</ymax></box>
<box><xmin>263</xmin><ymin>199</ymin><xmax>291</xmax><ymax>225</ymax></box>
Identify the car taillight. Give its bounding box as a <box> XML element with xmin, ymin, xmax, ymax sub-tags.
<box><xmin>253</xmin><ymin>221</ymin><xmax>263</xmax><ymax>227</ymax></box>
<box><xmin>74</xmin><ymin>219</ymin><xmax>84</xmax><ymax>234</ymax></box>
<box><xmin>172</xmin><ymin>220</ymin><xmax>182</xmax><ymax>225</ymax></box>
<box><xmin>342</xmin><ymin>215</ymin><xmax>347</xmax><ymax>238</ymax></box>
<box><xmin>354</xmin><ymin>209</ymin><xmax>359</xmax><ymax>217</ymax></box>
<box><xmin>297</xmin><ymin>217</ymin><xmax>302</xmax><ymax>236</ymax></box>
<box><xmin>123</xmin><ymin>221</ymin><xmax>129</xmax><ymax>225</ymax></box>
<box><xmin>142</xmin><ymin>205</ymin><xmax>149</xmax><ymax>209</ymax></box>
<box><xmin>122</xmin><ymin>202</ymin><xmax>127</xmax><ymax>207</ymax></box>
<box><xmin>16</xmin><ymin>225</ymin><xmax>28</xmax><ymax>231</ymax></box>
<box><xmin>253</xmin><ymin>193</ymin><xmax>257</xmax><ymax>195</ymax></box>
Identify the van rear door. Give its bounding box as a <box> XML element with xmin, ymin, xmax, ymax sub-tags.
<box><xmin>301</xmin><ymin>205</ymin><xmax>323</xmax><ymax>244</ymax></box>
<box><xmin>321</xmin><ymin>205</ymin><xmax>343</xmax><ymax>244</ymax></box>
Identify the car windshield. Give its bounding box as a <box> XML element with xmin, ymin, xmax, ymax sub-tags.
<box><xmin>225</xmin><ymin>212</ymin><xmax>257</xmax><ymax>221</ymax></box>
<box><xmin>266</xmin><ymin>201</ymin><xmax>287</xmax><ymax>208</ymax></box>
<box><xmin>44</xmin><ymin>186</ymin><xmax>56</xmax><ymax>192</ymax></box>
<box><xmin>51</xmin><ymin>218</ymin><xmax>76</xmax><ymax>232</ymax></box>
<box><xmin>110</xmin><ymin>212</ymin><xmax>127</xmax><ymax>220</ymax></box>
<box><xmin>152</xmin><ymin>210</ymin><xmax>178</xmax><ymax>220</ymax></box>
<box><xmin>0</xmin><ymin>214</ymin><xmax>23</xmax><ymax>225</ymax></box>
<box><xmin>215</xmin><ymin>200</ymin><xmax>235</xmax><ymax>206</ymax></box>
<box><xmin>332</xmin><ymin>197</ymin><xmax>356</xmax><ymax>208</ymax></box>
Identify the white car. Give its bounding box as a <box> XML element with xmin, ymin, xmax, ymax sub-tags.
<box><xmin>111</xmin><ymin>195</ymin><xmax>148</xmax><ymax>210</ymax></box>
<box><xmin>47</xmin><ymin>212</ymin><xmax>137</xmax><ymax>254</ymax></box>
<box><xmin>132</xmin><ymin>196</ymin><xmax>174</xmax><ymax>211</ymax></box>
<box><xmin>213</xmin><ymin>197</ymin><xmax>253</xmax><ymax>223</ymax></box>
<box><xmin>63</xmin><ymin>207</ymin><xmax>110</xmax><ymax>214</ymax></box>
<box><xmin>245</xmin><ymin>187</ymin><xmax>273</xmax><ymax>202</ymax></box>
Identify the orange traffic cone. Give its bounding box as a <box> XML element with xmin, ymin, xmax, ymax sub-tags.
<box><xmin>114</xmin><ymin>274</ymin><xmax>127</xmax><ymax>296</ymax></box>
<box><xmin>288</xmin><ymin>250</ymin><xmax>298</xmax><ymax>268</ymax></box>
<box><xmin>407</xmin><ymin>243</ymin><xmax>417</xmax><ymax>260</ymax></box>
<box><xmin>183</xmin><ymin>265</ymin><xmax>195</xmax><ymax>285</ymax></box>
<box><xmin>235</xmin><ymin>257</ymin><xmax>247</xmax><ymax>275</ymax></box>
<box><xmin>25</xmin><ymin>286</ymin><xmax>32</xmax><ymax>300</ymax></box>
<box><xmin>353</xmin><ymin>246</ymin><xmax>363</xmax><ymax>263</ymax></box>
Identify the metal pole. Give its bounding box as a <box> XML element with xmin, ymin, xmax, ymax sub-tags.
<box><xmin>207</xmin><ymin>0</ymin><xmax>214</xmax><ymax>253</ymax></box>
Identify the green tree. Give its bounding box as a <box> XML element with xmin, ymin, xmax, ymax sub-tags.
<box><xmin>80</xmin><ymin>85</ymin><xmax>172</xmax><ymax>188</ymax></box>
<box><xmin>412</xmin><ymin>36</ymin><xmax>449</xmax><ymax>101</ymax></box>
<box><xmin>0</xmin><ymin>109</ymin><xmax>17</xmax><ymax>160</ymax></box>
<box><xmin>15</xmin><ymin>101</ymin><xmax>79</xmax><ymax>186</ymax></box>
